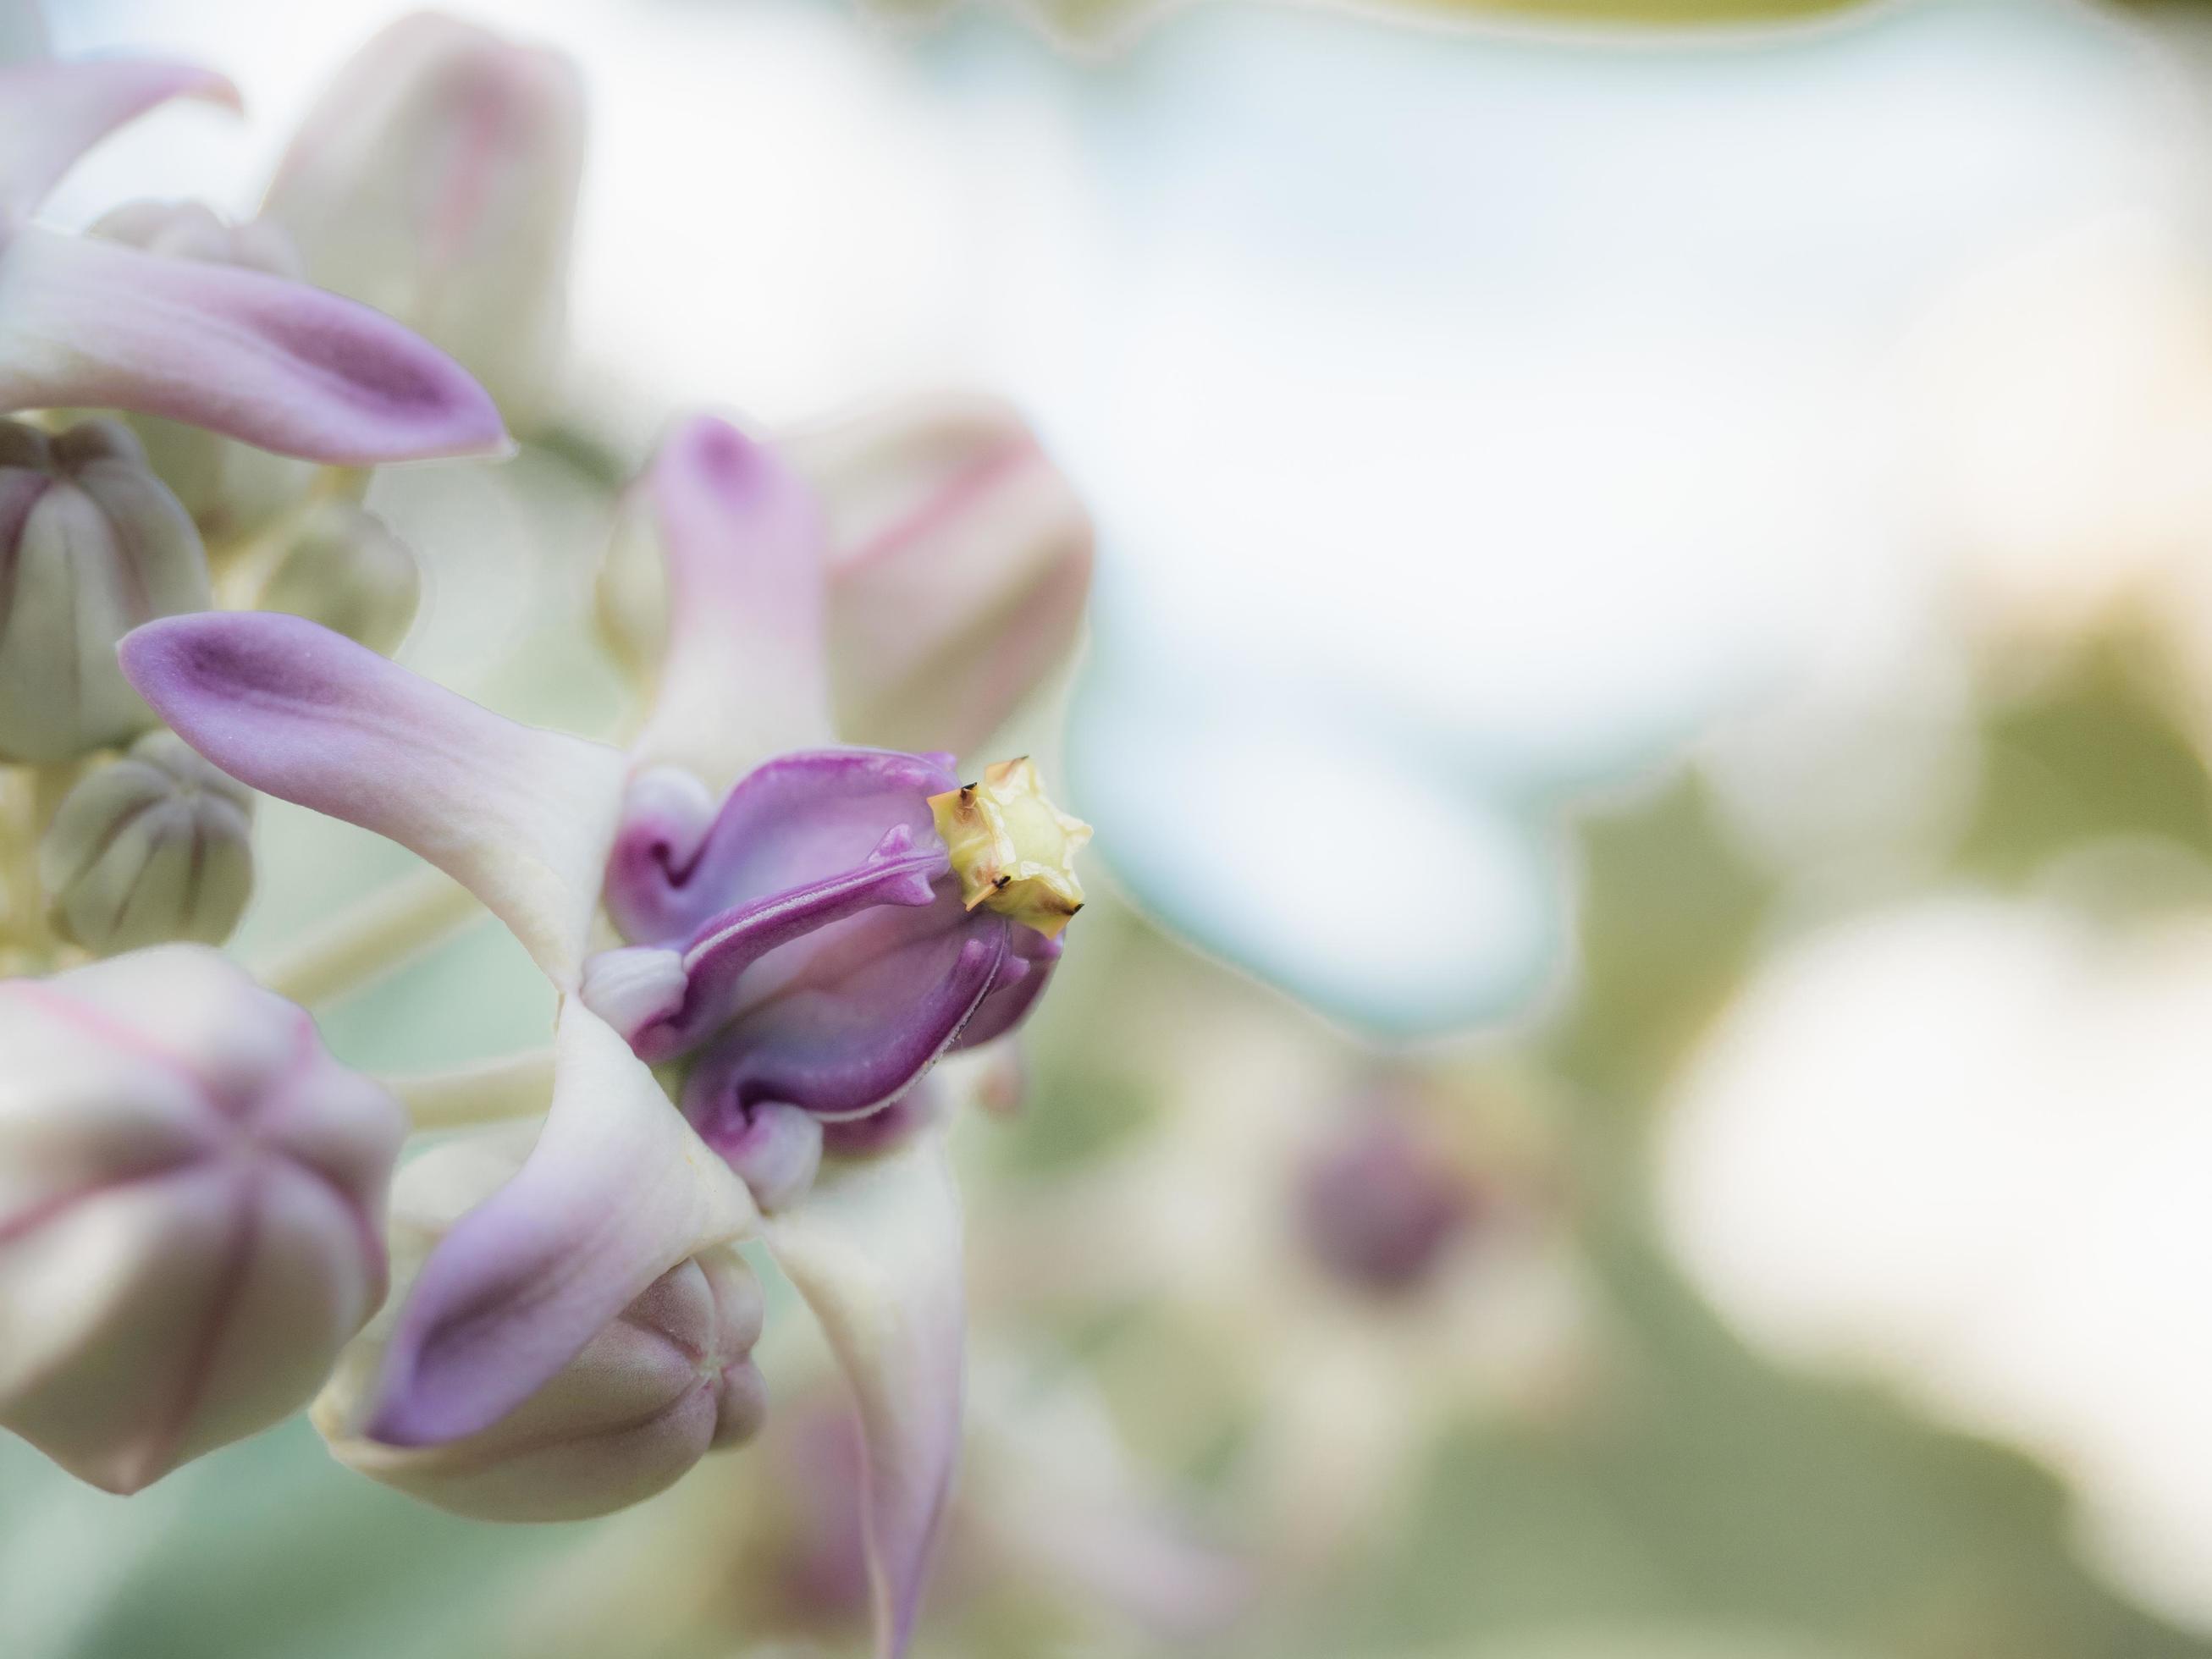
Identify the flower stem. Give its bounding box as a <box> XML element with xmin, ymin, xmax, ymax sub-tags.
<box><xmin>382</xmin><ymin>1049</ymin><xmax>556</xmax><ymax>1132</ymax></box>
<box><xmin>253</xmin><ymin>865</ymin><xmax>483</xmax><ymax>1008</ymax></box>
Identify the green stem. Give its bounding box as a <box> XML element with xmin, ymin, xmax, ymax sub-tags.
<box><xmin>252</xmin><ymin>865</ymin><xmax>483</xmax><ymax>1008</ymax></box>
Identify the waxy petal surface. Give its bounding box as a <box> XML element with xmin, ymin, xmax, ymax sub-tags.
<box><xmin>0</xmin><ymin>227</ymin><xmax>505</xmax><ymax>462</ymax></box>
<box><xmin>0</xmin><ymin>58</ymin><xmax>237</xmax><ymax>222</ymax></box>
<box><xmin>628</xmin><ymin>416</ymin><xmax>836</xmax><ymax>794</ymax></box>
<box><xmin>366</xmin><ymin>1003</ymin><xmax>757</xmax><ymax>1447</ymax></box>
<box><xmin>606</xmin><ymin>747</ymin><xmax>955</xmax><ymax>948</ymax></box>
<box><xmin>765</xmin><ymin>1132</ymin><xmax>966</xmax><ymax>1659</ymax></box>
<box><xmin>121</xmin><ymin>613</ymin><xmax>624</xmax><ymax>986</ymax></box>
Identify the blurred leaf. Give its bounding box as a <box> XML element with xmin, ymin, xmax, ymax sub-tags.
<box><xmin>1959</xmin><ymin>633</ymin><xmax>2212</xmax><ymax>883</ymax></box>
<box><xmin>1301</xmin><ymin>1229</ymin><xmax>2211</xmax><ymax>1659</ymax></box>
<box><xmin>1547</xmin><ymin>772</ymin><xmax>1775</xmax><ymax>1104</ymax></box>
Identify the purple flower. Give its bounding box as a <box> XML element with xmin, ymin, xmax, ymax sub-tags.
<box><xmin>121</xmin><ymin>415</ymin><xmax>1088</xmax><ymax>1658</ymax></box>
<box><xmin>0</xmin><ymin>49</ymin><xmax>504</xmax><ymax>460</ymax></box>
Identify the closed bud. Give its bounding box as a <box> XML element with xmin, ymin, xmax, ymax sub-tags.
<box><xmin>791</xmin><ymin>394</ymin><xmax>1094</xmax><ymax>756</ymax></box>
<box><xmin>261</xmin><ymin>14</ymin><xmax>585</xmax><ymax>428</ymax></box>
<box><xmin>316</xmin><ymin>1131</ymin><xmax>768</xmax><ymax>1522</ymax></box>
<box><xmin>0</xmin><ymin>947</ymin><xmax>404</xmax><ymax>1493</ymax></box>
<box><xmin>90</xmin><ymin>202</ymin><xmax>319</xmax><ymax>547</ymax></box>
<box><xmin>0</xmin><ymin>418</ymin><xmax>210</xmax><ymax>763</ymax></box>
<box><xmin>37</xmin><ymin>731</ymin><xmax>255</xmax><ymax>956</ymax></box>
<box><xmin>255</xmin><ymin>501</ymin><xmax>420</xmax><ymax>655</ymax></box>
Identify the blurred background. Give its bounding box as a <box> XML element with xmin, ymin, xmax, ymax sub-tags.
<box><xmin>14</xmin><ymin>0</ymin><xmax>2212</xmax><ymax>1653</ymax></box>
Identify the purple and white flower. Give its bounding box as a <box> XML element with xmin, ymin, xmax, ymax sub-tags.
<box><xmin>122</xmin><ymin>414</ymin><xmax>1089</xmax><ymax>1657</ymax></box>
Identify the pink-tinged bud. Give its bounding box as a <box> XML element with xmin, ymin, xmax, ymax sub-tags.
<box><xmin>90</xmin><ymin>201</ymin><xmax>319</xmax><ymax>547</ymax></box>
<box><xmin>789</xmin><ymin>395</ymin><xmax>1095</xmax><ymax>757</ymax></box>
<box><xmin>38</xmin><ymin>730</ymin><xmax>255</xmax><ymax>956</ymax></box>
<box><xmin>260</xmin><ymin>14</ymin><xmax>586</xmax><ymax>428</ymax></box>
<box><xmin>254</xmin><ymin>501</ymin><xmax>421</xmax><ymax>656</ymax></box>
<box><xmin>315</xmin><ymin>1132</ymin><xmax>768</xmax><ymax>1521</ymax></box>
<box><xmin>0</xmin><ymin>947</ymin><xmax>403</xmax><ymax>1493</ymax></box>
<box><xmin>0</xmin><ymin>417</ymin><xmax>209</xmax><ymax>763</ymax></box>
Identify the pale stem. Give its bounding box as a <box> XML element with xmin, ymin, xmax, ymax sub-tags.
<box><xmin>1</xmin><ymin>760</ymin><xmax>86</xmax><ymax>966</ymax></box>
<box><xmin>382</xmin><ymin>1049</ymin><xmax>557</xmax><ymax>1132</ymax></box>
<box><xmin>252</xmin><ymin>864</ymin><xmax>484</xmax><ymax>1008</ymax></box>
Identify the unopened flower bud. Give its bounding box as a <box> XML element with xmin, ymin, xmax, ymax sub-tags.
<box><xmin>790</xmin><ymin>394</ymin><xmax>1095</xmax><ymax>756</ymax></box>
<box><xmin>37</xmin><ymin>730</ymin><xmax>255</xmax><ymax>956</ymax></box>
<box><xmin>255</xmin><ymin>501</ymin><xmax>421</xmax><ymax>655</ymax></box>
<box><xmin>929</xmin><ymin>756</ymin><xmax>1089</xmax><ymax>938</ymax></box>
<box><xmin>0</xmin><ymin>947</ymin><xmax>404</xmax><ymax>1493</ymax></box>
<box><xmin>0</xmin><ymin>418</ymin><xmax>210</xmax><ymax>763</ymax></box>
<box><xmin>90</xmin><ymin>201</ymin><xmax>319</xmax><ymax>546</ymax></box>
<box><xmin>260</xmin><ymin>14</ymin><xmax>585</xmax><ymax>427</ymax></box>
<box><xmin>316</xmin><ymin>1132</ymin><xmax>767</xmax><ymax>1521</ymax></box>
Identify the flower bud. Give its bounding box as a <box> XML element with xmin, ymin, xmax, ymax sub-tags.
<box><xmin>254</xmin><ymin>501</ymin><xmax>420</xmax><ymax>655</ymax></box>
<box><xmin>0</xmin><ymin>418</ymin><xmax>211</xmax><ymax>763</ymax></box>
<box><xmin>0</xmin><ymin>946</ymin><xmax>404</xmax><ymax>1493</ymax></box>
<box><xmin>791</xmin><ymin>394</ymin><xmax>1094</xmax><ymax>756</ymax></box>
<box><xmin>260</xmin><ymin>14</ymin><xmax>585</xmax><ymax>427</ymax></box>
<box><xmin>90</xmin><ymin>201</ymin><xmax>318</xmax><ymax>546</ymax></box>
<box><xmin>316</xmin><ymin>1132</ymin><xmax>767</xmax><ymax>1522</ymax></box>
<box><xmin>929</xmin><ymin>756</ymin><xmax>1090</xmax><ymax>938</ymax></box>
<box><xmin>37</xmin><ymin>730</ymin><xmax>255</xmax><ymax>956</ymax></box>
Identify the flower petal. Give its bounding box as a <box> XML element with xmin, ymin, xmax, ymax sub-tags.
<box><xmin>952</xmin><ymin>923</ymin><xmax>1062</xmax><ymax>1051</ymax></box>
<box><xmin>0</xmin><ymin>58</ymin><xmax>239</xmax><ymax>222</ymax></box>
<box><xmin>120</xmin><ymin>612</ymin><xmax>625</xmax><ymax>987</ymax></box>
<box><xmin>0</xmin><ymin>225</ymin><xmax>506</xmax><ymax>462</ymax></box>
<box><xmin>367</xmin><ymin>1002</ymin><xmax>757</xmax><ymax>1447</ymax></box>
<box><xmin>681</xmin><ymin>896</ymin><xmax>1009</xmax><ymax>1127</ymax></box>
<box><xmin>605</xmin><ymin>747</ymin><xmax>955</xmax><ymax>948</ymax></box>
<box><xmin>626</xmin><ymin>416</ymin><xmax>836</xmax><ymax>794</ymax></box>
<box><xmin>764</xmin><ymin>1131</ymin><xmax>965</xmax><ymax>1659</ymax></box>
<box><xmin>629</xmin><ymin>850</ymin><xmax>943</xmax><ymax>1064</ymax></box>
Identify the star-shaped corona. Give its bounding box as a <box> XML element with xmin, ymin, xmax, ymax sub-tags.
<box><xmin>929</xmin><ymin>756</ymin><xmax>1091</xmax><ymax>939</ymax></box>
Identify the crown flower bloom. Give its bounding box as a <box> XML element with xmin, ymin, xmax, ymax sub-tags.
<box><xmin>0</xmin><ymin>45</ymin><xmax>504</xmax><ymax>460</ymax></box>
<box><xmin>260</xmin><ymin>12</ymin><xmax>586</xmax><ymax>429</ymax></box>
<box><xmin>122</xmin><ymin>413</ymin><xmax>1090</xmax><ymax>1658</ymax></box>
<box><xmin>0</xmin><ymin>946</ymin><xmax>404</xmax><ymax>1494</ymax></box>
<box><xmin>316</xmin><ymin>1128</ymin><xmax>766</xmax><ymax>1522</ymax></box>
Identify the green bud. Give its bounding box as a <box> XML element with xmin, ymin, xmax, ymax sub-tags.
<box><xmin>0</xmin><ymin>419</ymin><xmax>211</xmax><ymax>763</ymax></box>
<box><xmin>38</xmin><ymin>730</ymin><xmax>255</xmax><ymax>956</ymax></box>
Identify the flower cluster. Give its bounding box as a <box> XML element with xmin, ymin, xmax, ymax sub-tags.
<box><xmin>0</xmin><ymin>10</ymin><xmax>1092</xmax><ymax>1657</ymax></box>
